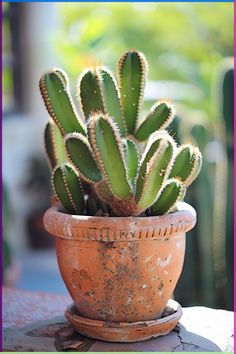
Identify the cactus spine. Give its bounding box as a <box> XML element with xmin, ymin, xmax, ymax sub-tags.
<box><xmin>40</xmin><ymin>50</ymin><xmax>202</xmax><ymax>216</ymax></box>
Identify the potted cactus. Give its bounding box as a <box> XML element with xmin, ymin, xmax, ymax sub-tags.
<box><xmin>40</xmin><ymin>50</ymin><xmax>202</xmax><ymax>342</ymax></box>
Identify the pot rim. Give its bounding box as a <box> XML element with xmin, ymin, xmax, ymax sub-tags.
<box><xmin>44</xmin><ymin>201</ymin><xmax>196</xmax><ymax>242</ymax></box>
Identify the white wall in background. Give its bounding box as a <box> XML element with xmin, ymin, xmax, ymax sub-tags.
<box><xmin>3</xmin><ymin>3</ymin><xmax>60</xmax><ymax>250</ymax></box>
<box><xmin>22</xmin><ymin>3</ymin><xmax>61</xmax><ymax>118</ymax></box>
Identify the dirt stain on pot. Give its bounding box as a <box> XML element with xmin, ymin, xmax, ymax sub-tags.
<box><xmin>71</xmin><ymin>269</ymin><xmax>93</xmax><ymax>289</ymax></box>
<box><xmin>103</xmin><ymin>241</ymin><xmax>116</xmax><ymax>249</ymax></box>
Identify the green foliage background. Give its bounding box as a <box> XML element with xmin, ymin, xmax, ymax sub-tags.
<box><xmin>55</xmin><ymin>3</ymin><xmax>233</xmax><ymax>120</ymax></box>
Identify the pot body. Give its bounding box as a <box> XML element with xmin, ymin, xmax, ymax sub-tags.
<box><xmin>44</xmin><ymin>202</ymin><xmax>196</xmax><ymax>323</ymax></box>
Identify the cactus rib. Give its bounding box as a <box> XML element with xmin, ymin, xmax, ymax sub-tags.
<box><xmin>99</xmin><ymin>68</ymin><xmax>127</xmax><ymax>136</ymax></box>
<box><xmin>135</xmin><ymin>131</ymin><xmax>175</xmax><ymax>201</ymax></box>
<box><xmin>65</xmin><ymin>132</ymin><xmax>102</xmax><ymax>183</ymax></box>
<box><xmin>88</xmin><ymin>114</ymin><xmax>131</xmax><ymax>199</ymax></box>
<box><xmin>136</xmin><ymin>137</ymin><xmax>175</xmax><ymax>210</ymax></box>
<box><xmin>78</xmin><ymin>68</ymin><xmax>105</xmax><ymax>121</ymax></box>
<box><xmin>44</xmin><ymin>120</ymin><xmax>67</xmax><ymax>170</ymax></box>
<box><xmin>52</xmin><ymin>163</ymin><xmax>84</xmax><ymax>214</ymax></box>
<box><xmin>40</xmin><ymin>70</ymin><xmax>86</xmax><ymax>136</ymax></box>
<box><xmin>151</xmin><ymin>178</ymin><xmax>186</xmax><ymax>215</ymax></box>
<box><xmin>135</xmin><ymin>101</ymin><xmax>175</xmax><ymax>141</ymax></box>
<box><xmin>118</xmin><ymin>50</ymin><xmax>147</xmax><ymax>134</ymax></box>
<box><xmin>170</xmin><ymin>144</ymin><xmax>202</xmax><ymax>186</ymax></box>
<box><xmin>124</xmin><ymin>138</ymin><xmax>139</xmax><ymax>186</ymax></box>
<box><xmin>44</xmin><ymin>121</ymin><xmax>58</xmax><ymax>169</ymax></box>
<box><xmin>54</xmin><ymin>68</ymin><xmax>68</xmax><ymax>86</ymax></box>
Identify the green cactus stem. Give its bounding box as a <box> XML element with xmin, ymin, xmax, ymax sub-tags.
<box><xmin>151</xmin><ymin>179</ymin><xmax>186</xmax><ymax>215</ymax></box>
<box><xmin>52</xmin><ymin>163</ymin><xmax>84</xmax><ymax>214</ymax></box>
<box><xmin>95</xmin><ymin>181</ymin><xmax>139</xmax><ymax>216</ymax></box>
<box><xmin>44</xmin><ymin>120</ymin><xmax>67</xmax><ymax>169</ymax></box>
<box><xmin>65</xmin><ymin>132</ymin><xmax>102</xmax><ymax>183</ymax></box>
<box><xmin>39</xmin><ymin>70</ymin><xmax>86</xmax><ymax>136</ymax></box>
<box><xmin>222</xmin><ymin>63</ymin><xmax>234</xmax><ymax>150</ymax></box>
<box><xmin>124</xmin><ymin>139</ymin><xmax>139</xmax><ymax>186</ymax></box>
<box><xmin>99</xmin><ymin>68</ymin><xmax>127</xmax><ymax>136</ymax></box>
<box><xmin>88</xmin><ymin>114</ymin><xmax>131</xmax><ymax>199</ymax></box>
<box><xmin>135</xmin><ymin>131</ymin><xmax>175</xmax><ymax>201</ymax></box>
<box><xmin>54</xmin><ymin>68</ymin><xmax>68</xmax><ymax>86</ymax></box>
<box><xmin>45</xmin><ymin>122</ymin><xmax>57</xmax><ymax>169</ymax></box>
<box><xmin>170</xmin><ymin>144</ymin><xmax>202</xmax><ymax>186</ymax></box>
<box><xmin>221</xmin><ymin>62</ymin><xmax>233</xmax><ymax>308</ymax></box>
<box><xmin>78</xmin><ymin>67</ymin><xmax>127</xmax><ymax>136</ymax></box>
<box><xmin>78</xmin><ymin>68</ymin><xmax>105</xmax><ymax>120</ymax></box>
<box><xmin>135</xmin><ymin>101</ymin><xmax>175</xmax><ymax>142</ymax></box>
<box><xmin>136</xmin><ymin>132</ymin><xmax>176</xmax><ymax>210</ymax></box>
<box><xmin>118</xmin><ymin>50</ymin><xmax>147</xmax><ymax>134</ymax></box>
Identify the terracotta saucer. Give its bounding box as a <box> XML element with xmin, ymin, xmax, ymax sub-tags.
<box><xmin>65</xmin><ymin>299</ymin><xmax>182</xmax><ymax>342</ymax></box>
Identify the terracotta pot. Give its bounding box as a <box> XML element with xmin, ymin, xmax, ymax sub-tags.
<box><xmin>44</xmin><ymin>202</ymin><xmax>196</xmax><ymax>323</ymax></box>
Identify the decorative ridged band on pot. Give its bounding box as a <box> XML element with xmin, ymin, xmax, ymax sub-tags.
<box><xmin>44</xmin><ymin>202</ymin><xmax>196</xmax><ymax>323</ymax></box>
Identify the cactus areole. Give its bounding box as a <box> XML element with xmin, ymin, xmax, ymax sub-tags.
<box><xmin>41</xmin><ymin>50</ymin><xmax>202</xmax><ymax>342</ymax></box>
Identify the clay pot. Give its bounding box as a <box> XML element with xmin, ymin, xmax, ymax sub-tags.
<box><xmin>44</xmin><ymin>202</ymin><xmax>196</xmax><ymax>323</ymax></box>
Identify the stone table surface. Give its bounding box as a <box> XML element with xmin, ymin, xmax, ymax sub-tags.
<box><xmin>2</xmin><ymin>287</ymin><xmax>234</xmax><ymax>352</ymax></box>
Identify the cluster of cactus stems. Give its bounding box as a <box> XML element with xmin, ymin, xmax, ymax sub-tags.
<box><xmin>40</xmin><ymin>50</ymin><xmax>202</xmax><ymax>217</ymax></box>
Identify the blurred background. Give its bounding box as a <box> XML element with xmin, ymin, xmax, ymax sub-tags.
<box><xmin>2</xmin><ymin>2</ymin><xmax>234</xmax><ymax>310</ymax></box>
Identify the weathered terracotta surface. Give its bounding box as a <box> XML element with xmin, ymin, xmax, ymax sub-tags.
<box><xmin>44</xmin><ymin>202</ymin><xmax>196</xmax><ymax>324</ymax></box>
<box><xmin>65</xmin><ymin>299</ymin><xmax>182</xmax><ymax>342</ymax></box>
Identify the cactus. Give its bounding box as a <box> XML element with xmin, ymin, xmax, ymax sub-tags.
<box><xmin>221</xmin><ymin>62</ymin><xmax>233</xmax><ymax>310</ymax></box>
<box><xmin>40</xmin><ymin>70</ymin><xmax>86</xmax><ymax>136</ymax></box>
<box><xmin>118</xmin><ymin>51</ymin><xmax>147</xmax><ymax>134</ymax></box>
<box><xmin>52</xmin><ymin>163</ymin><xmax>84</xmax><ymax>214</ymax></box>
<box><xmin>88</xmin><ymin>114</ymin><xmax>131</xmax><ymax>200</ymax></box>
<box><xmin>135</xmin><ymin>132</ymin><xmax>176</xmax><ymax>210</ymax></box>
<box><xmin>123</xmin><ymin>139</ymin><xmax>139</xmax><ymax>185</ymax></box>
<box><xmin>65</xmin><ymin>132</ymin><xmax>102</xmax><ymax>183</ymax></box>
<box><xmin>151</xmin><ymin>179</ymin><xmax>186</xmax><ymax>216</ymax></box>
<box><xmin>169</xmin><ymin>145</ymin><xmax>202</xmax><ymax>187</ymax></box>
<box><xmin>78</xmin><ymin>67</ymin><xmax>127</xmax><ymax>136</ymax></box>
<box><xmin>44</xmin><ymin>119</ymin><xmax>67</xmax><ymax>169</ymax></box>
<box><xmin>40</xmin><ymin>50</ymin><xmax>202</xmax><ymax>216</ymax></box>
<box><xmin>212</xmin><ymin>60</ymin><xmax>233</xmax><ymax>309</ymax></box>
<box><xmin>135</xmin><ymin>102</ymin><xmax>175</xmax><ymax>142</ymax></box>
